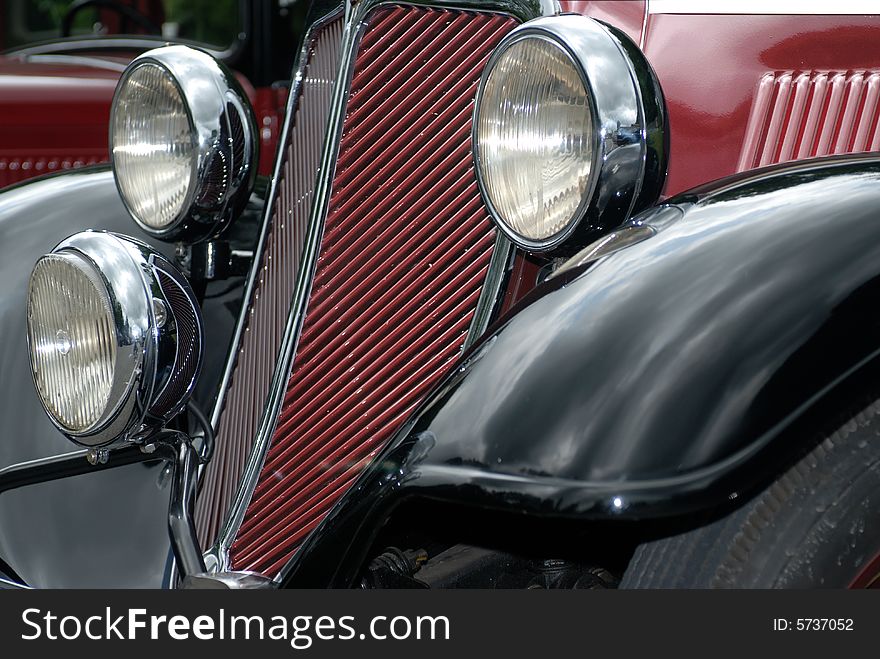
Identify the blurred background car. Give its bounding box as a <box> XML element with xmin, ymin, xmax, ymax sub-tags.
<box><xmin>0</xmin><ymin>0</ymin><xmax>303</xmax><ymax>188</ymax></box>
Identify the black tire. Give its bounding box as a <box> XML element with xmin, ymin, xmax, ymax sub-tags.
<box><xmin>621</xmin><ymin>396</ymin><xmax>880</xmax><ymax>588</ymax></box>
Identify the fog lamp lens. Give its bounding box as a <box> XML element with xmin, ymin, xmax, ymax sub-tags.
<box><xmin>28</xmin><ymin>253</ymin><xmax>117</xmax><ymax>433</ymax></box>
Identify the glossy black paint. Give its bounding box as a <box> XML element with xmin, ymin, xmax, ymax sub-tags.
<box><xmin>282</xmin><ymin>155</ymin><xmax>880</xmax><ymax>587</ymax></box>
<box><xmin>0</xmin><ymin>167</ymin><xmax>259</xmax><ymax>587</ymax></box>
<box><xmin>0</xmin><ymin>439</ymin><xmax>195</xmax><ymax>588</ymax></box>
<box><xmin>606</xmin><ymin>20</ymin><xmax>668</xmax><ymax>222</ymax></box>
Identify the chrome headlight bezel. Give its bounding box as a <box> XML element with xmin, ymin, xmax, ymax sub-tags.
<box><xmin>110</xmin><ymin>45</ymin><xmax>258</xmax><ymax>242</ymax></box>
<box><xmin>27</xmin><ymin>231</ymin><xmax>204</xmax><ymax>448</ymax></box>
<box><xmin>473</xmin><ymin>15</ymin><xmax>667</xmax><ymax>254</ymax></box>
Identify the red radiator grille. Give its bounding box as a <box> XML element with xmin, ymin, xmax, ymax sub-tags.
<box><xmin>230</xmin><ymin>5</ymin><xmax>517</xmax><ymax>576</ymax></box>
<box><xmin>738</xmin><ymin>70</ymin><xmax>880</xmax><ymax>172</ymax></box>
<box><xmin>195</xmin><ymin>18</ymin><xmax>343</xmax><ymax>548</ymax></box>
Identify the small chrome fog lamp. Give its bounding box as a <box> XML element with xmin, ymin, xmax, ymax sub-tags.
<box><xmin>110</xmin><ymin>45</ymin><xmax>257</xmax><ymax>242</ymax></box>
<box><xmin>473</xmin><ymin>15</ymin><xmax>667</xmax><ymax>253</ymax></box>
<box><xmin>27</xmin><ymin>231</ymin><xmax>204</xmax><ymax>447</ymax></box>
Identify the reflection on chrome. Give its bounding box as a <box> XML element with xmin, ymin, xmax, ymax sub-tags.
<box><xmin>27</xmin><ymin>231</ymin><xmax>203</xmax><ymax>447</ymax></box>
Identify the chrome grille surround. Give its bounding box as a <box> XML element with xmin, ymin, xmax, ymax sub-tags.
<box><xmin>203</xmin><ymin>0</ymin><xmax>562</xmax><ymax>579</ymax></box>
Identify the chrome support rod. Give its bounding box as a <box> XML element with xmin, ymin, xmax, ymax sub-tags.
<box><xmin>0</xmin><ymin>445</ymin><xmax>146</xmax><ymax>495</ymax></box>
<box><xmin>167</xmin><ymin>437</ymin><xmax>207</xmax><ymax>578</ymax></box>
<box><xmin>0</xmin><ymin>430</ymin><xmax>206</xmax><ymax>584</ymax></box>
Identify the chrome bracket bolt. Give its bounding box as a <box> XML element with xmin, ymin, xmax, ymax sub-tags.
<box><xmin>86</xmin><ymin>448</ymin><xmax>109</xmax><ymax>465</ymax></box>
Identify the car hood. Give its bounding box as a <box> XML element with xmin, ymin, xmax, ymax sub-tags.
<box><xmin>0</xmin><ymin>54</ymin><xmax>124</xmax><ymax>187</ymax></box>
<box><xmin>0</xmin><ymin>53</ymin><xmax>124</xmax><ymax>102</ymax></box>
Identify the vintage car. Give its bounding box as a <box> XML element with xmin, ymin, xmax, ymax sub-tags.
<box><xmin>0</xmin><ymin>0</ymin><xmax>303</xmax><ymax>188</ymax></box>
<box><xmin>2</xmin><ymin>0</ymin><xmax>880</xmax><ymax>589</ymax></box>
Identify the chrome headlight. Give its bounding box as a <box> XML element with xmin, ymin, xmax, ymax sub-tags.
<box><xmin>473</xmin><ymin>15</ymin><xmax>667</xmax><ymax>253</ymax></box>
<box><xmin>110</xmin><ymin>45</ymin><xmax>257</xmax><ymax>242</ymax></box>
<box><xmin>27</xmin><ymin>231</ymin><xmax>204</xmax><ymax>447</ymax></box>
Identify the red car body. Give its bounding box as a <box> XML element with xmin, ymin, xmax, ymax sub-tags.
<box><xmin>571</xmin><ymin>1</ymin><xmax>880</xmax><ymax>196</ymax></box>
<box><xmin>0</xmin><ymin>57</ymin><xmax>119</xmax><ymax>187</ymax></box>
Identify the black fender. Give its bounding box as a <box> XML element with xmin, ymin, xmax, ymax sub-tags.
<box><xmin>0</xmin><ymin>167</ymin><xmax>261</xmax><ymax>587</ymax></box>
<box><xmin>283</xmin><ymin>154</ymin><xmax>880</xmax><ymax>587</ymax></box>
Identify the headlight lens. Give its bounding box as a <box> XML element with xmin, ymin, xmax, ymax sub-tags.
<box><xmin>110</xmin><ymin>45</ymin><xmax>258</xmax><ymax>242</ymax></box>
<box><xmin>111</xmin><ymin>62</ymin><xmax>196</xmax><ymax>231</ymax></box>
<box><xmin>475</xmin><ymin>36</ymin><xmax>594</xmax><ymax>246</ymax></box>
<box><xmin>27</xmin><ymin>232</ymin><xmax>204</xmax><ymax>448</ymax></box>
<box><xmin>28</xmin><ymin>253</ymin><xmax>117</xmax><ymax>433</ymax></box>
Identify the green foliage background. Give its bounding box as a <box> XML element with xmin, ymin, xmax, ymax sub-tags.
<box><xmin>9</xmin><ymin>0</ymin><xmax>239</xmax><ymax>48</ymax></box>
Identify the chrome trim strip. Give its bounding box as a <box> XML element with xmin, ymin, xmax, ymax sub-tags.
<box><xmin>648</xmin><ymin>0</ymin><xmax>878</xmax><ymax>14</ymax></box>
<box><xmin>210</xmin><ymin>0</ymin><xmax>559</xmax><ymax>576</ymax></box>
<box><xmin>0</xmin><ymin>449</ymin><xmax>89</xmax><ymax>479</ymax></box>
<box><xmin>0</xmin><ymin>576</ymin><xmax>30</xmax><ymax>589</ymax></box>
<box><xmin>24</xmin><ymin>54</ymin><xmax>128</xmax><ymax>72</ymax></box>
<box><xmin>464</xmin><ymin>234</ymin><xmax>514</xmax><ymax>349</ymax></box>
<box><xmin>639</xmin><ymin>1</ymin><xmax>649</xmax><ymax>49</ymax></box>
